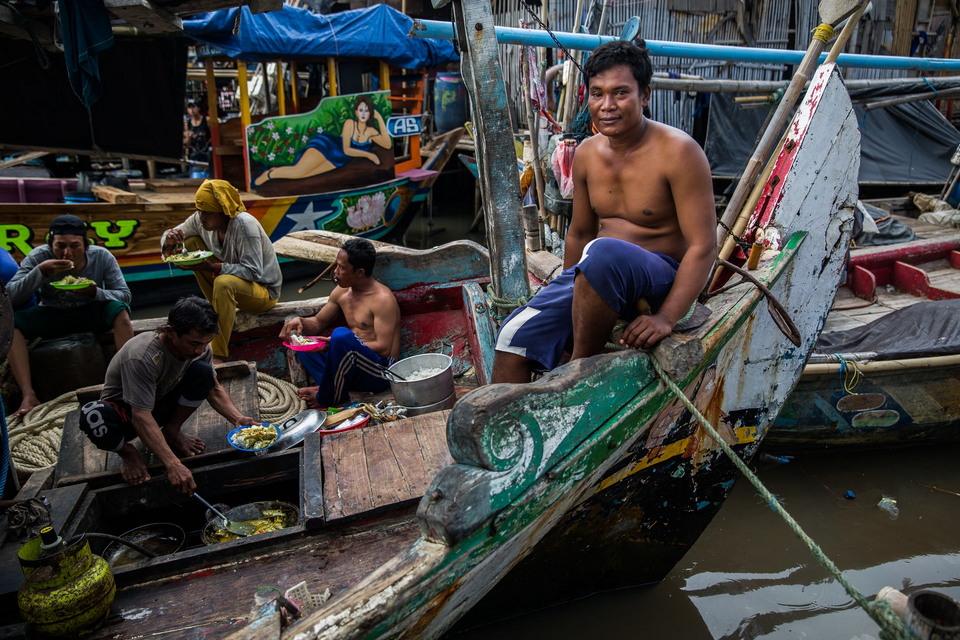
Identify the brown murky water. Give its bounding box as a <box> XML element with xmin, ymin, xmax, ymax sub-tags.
<box><xmin>449</xmin><ymin>444</ymin><xmax>960</xmax><ymax>639</ymax></box>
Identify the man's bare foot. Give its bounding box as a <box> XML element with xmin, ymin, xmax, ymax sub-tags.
<box><xmin>118</xmin><ymin>446</ymin><xmax>151</xmax><ymax>485</ymax></box>
<box><xmin>164</xmin><ymin>430</ymin><xmax>206</xmax><ymax>457</ymax></box>
<box><xmin>297</xmin><ymin>386</ymin><xmax>324</xmax><ymax>409</ymax></box>
<box><xmin>12</xmin><ymin>393</ymin><xmax>40</xmax><ymax>420</ymax></box>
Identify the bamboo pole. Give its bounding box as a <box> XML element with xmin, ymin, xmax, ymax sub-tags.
<box><xmin>561</xmin><ymin>0</ymin><xmax>585</xmax><ymax>129</ymax></box>
<box><xmin>803</xmin><ymin>353</ymin><xmax>960</xmax><ymax>376</ymax></box>
<box><xmin>941</xmin><ymin>165</ymin><xmax>960</xmax><ymax>202</ymax></box>
<box><xmin>238</xmin><ymin>61</ymin><xmax>251</xmax><ymax>130</ymax></box>
<box><xmin>289</xmin><ymin>61</ymin><xmax>300</xmax><ymax>112</ymax></box>
<box><xmin>276</xmin><ymin>60</ymin><xmax>286</xmax><ymax>116</ymax></box>
<box><xmin>716</xmin><ymin>0</ymin><xmax>869</xmax><ymax>249</ymax></box>
<box><xmin>327</xmin><ymin>58</ymin><xmax>338</xmax><ymax>96</ymax></box>
<box><xmin>205</xmin><ymin>62</ymin><xmax>223</xmax><ymax>179</ymax></box>
<box><xmin>520</xmin><ymin>46</ymin><xmax>546</xmax><ymax>251</ymax></box>
<box><xmin>379</xmin><ymin>61</ymin><xmax>390</xmax><ymax>95</ymax></box>
<box><xmin>715</xmin><ymin>23</ymin><xmax>834</xmax><ymax>247</ymax></box>
<box><xmin>825</xmin><ymin>2</ymin><xmax>869</xmax><ymax>64</ymax></box>
<box><xmin>861</xmin><ymin>87</ymin><xmax>960</xmax><ymax>110</ymax></box>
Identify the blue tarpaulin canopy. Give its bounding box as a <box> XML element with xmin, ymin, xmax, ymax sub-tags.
<box><xmin>183</xmin><ymin>4</ymin><xmax>459</xmax><ymax>69</ymax></box>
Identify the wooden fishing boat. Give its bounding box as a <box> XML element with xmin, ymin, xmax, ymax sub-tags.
<box><xmin>769</xmin><ymin>199</ymin><xmax>960</xmax><ymax>452</ymax></box>
<box><xmin>0</xmin><ymin>41</ymin><xmax>859</xmax><ymax>639</ymax></box>
<box><xmin>0</xmin><ymin>3</ymin><xmax>461</xmax><ymax>285</ymax></box>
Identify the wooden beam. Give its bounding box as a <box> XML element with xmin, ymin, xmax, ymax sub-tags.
<box><xmin>103</xmin><ymin>0</ymin><xmax>183</xmax><ymax>32</ymax></box>
<box><xmin>0</xmin><ymin>151</ymin><xmax>48</xmax><ymax>170</ymax></box>
<box><xmin>92</xmin><ymin>185</ymin><xmax>140</xmax><ymax>203</ymax></box>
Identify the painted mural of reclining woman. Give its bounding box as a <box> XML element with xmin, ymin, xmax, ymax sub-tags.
<box><xmin>254</xmin><ymin>95</ymin><xmax>392</xmax><ymax>186</ymax></box>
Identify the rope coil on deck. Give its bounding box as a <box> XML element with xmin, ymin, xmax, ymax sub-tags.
<box><xmin>8</xmin><ymin>391</ymin><xmax>78</xmax><ymax>474</ymax></box>
<box><xmin>6</xmin><ymin>373</ymin><xmax>306</xmax><ymax>476</ymax></box>
<box><xmin>649</xmin><ymin>356</ymin><xmax>911</xmax><ymax>640</ymax></box>
<box><xmin>257</xmin><ymin>372</ymin><xmax>307</xmax><ymax>424</ymax></box>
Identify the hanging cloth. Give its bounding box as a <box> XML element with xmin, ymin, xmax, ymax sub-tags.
<box><xmin>58</xmin><ymin>0</ymin><xmax>114</xmax><ymax>107</ymax></box>
<box><xmin>551</xmin><ymin>138</ymin><xmax>578</xmax><ymax>199</ymax></box>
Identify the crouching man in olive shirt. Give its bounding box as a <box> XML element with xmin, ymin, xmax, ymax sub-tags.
<box><xmin>78</xmin><ymin>296</ymin><xmax>257</xmax><ymax>495</ymax></box>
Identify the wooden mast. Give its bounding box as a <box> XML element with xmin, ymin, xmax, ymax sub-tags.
<box><xmin>445</xmin><ymin>0</ymin><xmax>529</xmax><ymax>312</ymax></box>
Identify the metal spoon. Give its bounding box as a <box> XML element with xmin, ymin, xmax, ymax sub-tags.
<box><xmin>192</xmin><ymin>493</ymin><xmax>256</xmax><ymax>537</ymax></box>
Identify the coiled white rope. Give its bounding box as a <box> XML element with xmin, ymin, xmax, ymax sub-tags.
<box><xmin>7</xmin><ymin>373</ymin><xmax>305</xmax><ymax>475</ymax></box>
<box><xmin>257</xmin><ymin>372</ymin><xmax>306</xmax><ymax>424</ymax></box>
<box><xmin>8</xmin><ymin>390</ymin><xmax>77</xmax><ymax>474</ymax></box>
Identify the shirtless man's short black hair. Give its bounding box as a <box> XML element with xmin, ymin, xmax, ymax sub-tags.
<box><xmin>342</xmin><ymin>237</ymin><xmax>377</xmax><ymax>276</ymax></box>
<box><xmin>584</xmin><ymin>40</ymin><xmax>653</xmax><ymax>91</ymax></box>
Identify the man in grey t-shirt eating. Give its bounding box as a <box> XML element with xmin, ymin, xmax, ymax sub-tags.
<box><xmin>78</xmin><ymin>296</ymin><xmax>257</xmax><ymax>494</ymax></box>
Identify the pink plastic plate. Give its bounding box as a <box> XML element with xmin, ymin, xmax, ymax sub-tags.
<box><xmin>282</xmin><ymin>336</ymin><xmax>329</xmax><ymax>352</ymax></box>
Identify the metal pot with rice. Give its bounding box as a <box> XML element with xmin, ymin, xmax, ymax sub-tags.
<box><xmin>387</xmin><ymin>353</ymin><xmax>455</xmax><ymax>416</ymax></box>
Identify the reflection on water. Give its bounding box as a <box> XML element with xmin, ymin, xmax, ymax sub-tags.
<box><xmin>449</xmin><ymin>445</ymin><xmax>960</xmax><ymax>639</ymax></box>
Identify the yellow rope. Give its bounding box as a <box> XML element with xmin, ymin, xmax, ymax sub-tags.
<box><xmin>837</xmin><ymin>355</ymin><xmax>863</xmax><ymax>395</ymax></box>
<box><xmin>813</xmin><ymin>24</ymin><xmax>835</xmax><ymax>44</ymax></box>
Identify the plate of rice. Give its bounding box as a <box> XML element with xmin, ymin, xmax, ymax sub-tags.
<box><xmin>282</xmin><ymin>335</ymin><xmax>329</xmax><ymax>352</ymax></box>
<box><xmin>51</xmin><ymin>276</ymin><xmax>95</xmax><ymax>290</ymax></box>
<box><xmin>164</xmin><ymin>250</ymin><xmax>213</xmax><ymax>267</ymax></box>
<box><xmin>227</xmin><ymin>424</ymin><xmax>280</xmax><ymax>452</ymax></box>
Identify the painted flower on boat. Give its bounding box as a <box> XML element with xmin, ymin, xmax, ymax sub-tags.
<box><xmin>265</xmin><ymin>121</ymin><xmax>274</xmax><ymax>130</ymax></box>
<box><xmin>346</xmin><ymin>192</ymin><xmax>386</xmax><ymax>231</ymax></box>
<box><xmin>268</xmin><ymin>153</ymin><xmax>276</xmax><ymax>161</ymax></box>
<box><xmin>286</xmin><ymin>127</ymin><xmax>294</xmax><ymax>134</ymax></box>
<box><xmin>272</xmin><ymin>132</ymin><xmax>280</xmax><ymax>141</ymax></box>
<box><xmin>287</xmin><ymin>147</ymin><xmax>295</xmax><ymax>155</ymax></box>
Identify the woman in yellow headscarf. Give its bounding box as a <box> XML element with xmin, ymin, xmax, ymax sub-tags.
<box><xmin>161</xmin><ymin>179</ymin><xmax>282</xmax><ymax>362</ymax></box>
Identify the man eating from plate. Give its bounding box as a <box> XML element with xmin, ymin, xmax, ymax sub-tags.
<box><xmin>78</xmin><ymin>296</ymin><xmax>258</xmax><ymax>495</ymax></box>
<box><xmin>6</xmin><ymin>214</ymin><xmax>133</xmax><ymax>418</ymax></box>
<box><xmin>160</xmin><ymin>179</ymin><xmax>282</xmax><ymax>365</ymax></box>
<box><xmin>279</xmin><ymin>238</ymin><xmax>400</xmax><ymax>409</ymax></box>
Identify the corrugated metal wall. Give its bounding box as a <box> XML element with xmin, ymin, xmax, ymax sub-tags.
<box><xmin>490</xmin><ymin>0</ymin><xmax>916</xmax><ymax>134</ymax></box>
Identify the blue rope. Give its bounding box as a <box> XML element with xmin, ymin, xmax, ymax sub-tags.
<box><xmin>921</xmin><ymin>77</ymin><xmax>938</xmax><ymax>95</ymax></box>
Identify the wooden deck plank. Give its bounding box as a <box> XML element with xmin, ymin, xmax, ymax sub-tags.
<box><xmin>302</xmin><ymin>433</ymin><xmax>324</xmax><ymax>525</ymax></box>
<box><xmin>321</xmin><ymin>412</ymin><xmax>453</xmax><ymax>522</ymax></box>
<box><xmin>413</xmin><ymin>410</ymin><xmax>454</xmax><ymax>471</ymax></box>
<box><xmin>320</xmin><ymin>436</ymin><xmax>343</xmax><ymax>519</ymax></box>
<box><xmin>360</xmin><ymin>424</ymin><xmax>409</xmax><ymax>508</ymax></box>
<box><xmin>385</xmin><ymin>419</ymin><xmax>435</xmax><ymax>498</ymax></box>
<box><xmin>324</xmin><ymin>430</ymin><xmax>371</xmax><ymax>520</ymax></box>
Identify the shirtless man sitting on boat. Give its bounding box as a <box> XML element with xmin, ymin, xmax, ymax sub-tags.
<box><xmin>492</xmin><ymin>40</ymin><xmax>717</xmax><ymax>383</ymax></box>
<box><xmin>78</xmin><ymin>296</ymin><xmax>258</xmax><ymax>494</ymax></box>
<box><xmin>279</xmin><ymin>238</ymin><xmax>401</xmax><ymax>409</ymax></box>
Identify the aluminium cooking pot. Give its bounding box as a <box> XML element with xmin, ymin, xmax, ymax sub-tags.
<box><xmin>387</xmin><ymin>353</ymin><xmax>454</xmax><ymax>408</ymax></box>
<box><xmin>102</xmin><ymin>523</ymin><xmax>186</xmax><ymax>568</ymax></box>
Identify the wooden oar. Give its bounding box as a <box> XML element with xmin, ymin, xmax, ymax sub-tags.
<box><xmin>297</xmin><ymin>262</ymin><xmax>334</xmax><ymax>294</ymax></box>
<box><xmin>715</xmin><ymin>0</ymin><xmax>869</xmax><ymax>255</ymax></box>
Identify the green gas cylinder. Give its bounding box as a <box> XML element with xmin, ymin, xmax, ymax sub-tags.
<box><xmin>17</xmin><ymin>526</ymin><xmax>116</xmax><ymax>637</ymax></box>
